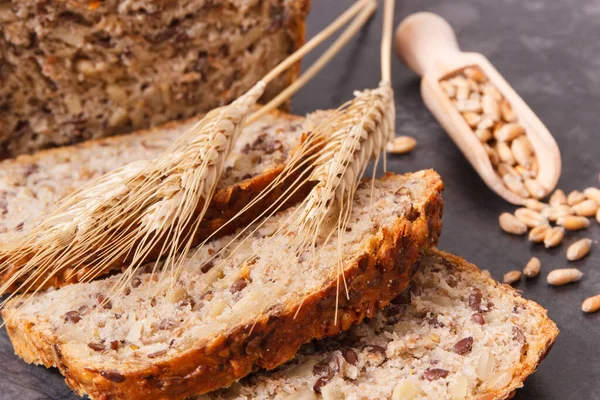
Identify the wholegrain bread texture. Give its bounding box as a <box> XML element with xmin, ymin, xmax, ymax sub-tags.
<box><xmin>203</xmin><ymin>249</ymin><xmax>558</xmax><ymax>400</ymax></box>
<box><xmin>0</xmin><ymin>0</ymin><xmax>309</xmax><ymax>157</ymax></box>
<box><xmin>3</xmin><ymin>171</ymin><xmax>444</xmax><ymax>400</ymax></box>
<box><xmin>0</xmin><ymin>109</ymin><xmax>309</xmax><ymax>291</ymax></box>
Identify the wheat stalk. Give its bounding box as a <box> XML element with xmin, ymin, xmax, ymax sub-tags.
<box><xmin>0</xmin><ymin>0</ymin><xmax>375</xmax><ymax>304</ymax></box>
<box><xmin>0</xmin><ymin>84</ymin><xmax>264</xmax><ymax>300</ymax></box>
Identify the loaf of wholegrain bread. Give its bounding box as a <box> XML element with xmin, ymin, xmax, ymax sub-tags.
<box><xmin>0</xmin><ymin>0</ymin><xmax>309</xmax><ymax>157</ymax></box>
<box><xmin>3</xmin><ymin>171</ymin><xmax>444</xmax><ymax>400</ymax></box>
<box><xmin>0</xmin><ymin>108</ymin><xmax>312</xmax><ymax>290</ymax></box>
<box><xmin>204</xmin><ymin>249</ymin><xmax>558</xmax><ymax>400</ymax></box>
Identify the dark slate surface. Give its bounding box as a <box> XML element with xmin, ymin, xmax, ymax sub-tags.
<box><xmin>2</xmin><ymin>0</ymin><xmax>599</xmax><ymax>398</ymax></box>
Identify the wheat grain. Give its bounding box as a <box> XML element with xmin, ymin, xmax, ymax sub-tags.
<box><xmin>582</xmin><ymin>294</ymin><xmax>600</xmax><ymax>313</ymax></box>
<box><xmin>514</xmin><ymin>207</ymin><xmax>548</xmax><ymax>228</ymax></box>
<box><xmin>572</xmin><ymin>199</ymin><xmax>598</xmax><ymax>217</ymax></box>
<box><xmin>524</xmin><ymin>198</ymin><xmax>547</xmax><ymax>212</ymax></box>
<box><xmin>567</xmin><ymin>190</ymin><xmax>587</xmax><ymax>206</ymax></box>
<box><xmin>549</xmin><ymin>189</ymin><xmax>567</xmax><ymax>206</ymax></box>
<box><xmin>547</xmin><ymin>268</ymin><xmax>583</xmax><ymax>286</ymax></box>
<box><xmin>503</xmin><ymin>270</ymin><xmax>521</xmax><ymax>285</ymax></box>
<box><xmin>557</xmin><ymin>215</ymin><xmax>590</xmax><ymax>231</ymax></box>
<box><xmin>543</xmin><ymin>226</ymin><xmax>565</xmax><ymax>248</ymax></box>
<box><xmin>523</xmin><ymin>257</ymin><xmax>541</xmax><ymax>278</ymax></box>
<box><xmin>583</xmin><ymin>187</ymin><xmax>600</xmax><ymax>204</ymax></box>
<box><xmin>566</xmin><ymin>238</ymin><xmax>592</xmax><ymax>261</ymax></box>
<box><xmin>499</xmin><ymin>212</ymin><xmax>527</xmax><ymax>235</ymax></box>
<box><xmin>528</xmin><ymin>225</ymin><xmax>550</xmax><ymax>243</ymax></box>
<box><xmin>387</xmin><ymin>135</ymin><xmax>416</xmax><ymax>154</ymax></box>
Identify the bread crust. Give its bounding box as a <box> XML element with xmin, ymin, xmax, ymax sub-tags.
<box><xmin>5</xmin><ymin>171</ymin><xmax>444</xmax><ymax>400</ymax></box>
<box><xmin>429</xmin><ymin>250</ymin><xmax>559</xmax><ymax>400</ymax></box>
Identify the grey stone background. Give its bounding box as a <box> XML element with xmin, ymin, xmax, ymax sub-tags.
<box><xmin>2</xmin><ymin>0</ymin><xmax>599</xmax><ymax>398</ymax></box>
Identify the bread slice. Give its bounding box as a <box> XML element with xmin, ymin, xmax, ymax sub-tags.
<box><xmin>202</xmin><ymin>249</ymin><xmax>558</xmax><ymax>400</ymax></box>
<box><xmin>0</xmin><ymin>109</ymin><xmax>310</xmax><ymax>291</ymax></box>
<box><xmin>3</xmin><ymin>171</ymin><xmax>444</xmax><ymax>400</ymax></box>
<box><xmin>0</xmin><ymin>0</ymin><xmax>309</xmax><ymax>157</ymax></box>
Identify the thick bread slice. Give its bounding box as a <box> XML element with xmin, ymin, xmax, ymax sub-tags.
<box><xmin>202</xmin><ymin>249</ymin><xmax>558</xmax><ymax>400</ymax></box>
<box><xmin>3</xmin><ymin>171</ymin><xmax>444</xmax><ymax>400</ymax></box>
<box><xmin>0</xmin><ymin>0</ymin><xmax>309</xmax><ymax>157</ymax></box>
<box><xmin>0</xmin><ymin>109</ymin><xmax>311</xmax><ymax>291</ymax></box>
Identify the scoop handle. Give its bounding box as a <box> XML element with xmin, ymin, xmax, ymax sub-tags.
<box><xmin>394</xmin><ymin>12</ymin><xmax>461</xmax><ymax>77</ymax></box>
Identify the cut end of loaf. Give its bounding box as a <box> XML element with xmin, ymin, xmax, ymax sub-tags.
<box><xmin>3</xmin><ymin>170</ymin><xmax>443</xmax><ymax>399</ymax></box>
<box><xmin>206</xmin><ymin>249</ymin><xmax>558</xmax><ymax>400</ymax></box>
<box><xmin>0</xmin><ymin>0</ymin><xmax>309</xmax><ymax>157</ymax></box>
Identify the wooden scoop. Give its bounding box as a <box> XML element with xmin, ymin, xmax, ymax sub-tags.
<box><xmin>394</xmin><ymin>12</ymin><xmax>561</xmax><ymax>204</ymax></box>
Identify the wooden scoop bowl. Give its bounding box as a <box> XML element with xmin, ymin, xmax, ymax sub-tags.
<box><xmin>394</xmin><ymin>12</ymin><xmax>561</xmax><ymax>205</ymax></box>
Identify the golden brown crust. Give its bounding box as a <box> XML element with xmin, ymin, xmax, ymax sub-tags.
<box><xmin>428</xmin><ymin>250</ymin><xmax>559</xmax><ymax>400</ymax></box>
<box><xmin>6</xmin><ymin>171</ymin><xmax>444</xmax><ymax>400</ymax></box>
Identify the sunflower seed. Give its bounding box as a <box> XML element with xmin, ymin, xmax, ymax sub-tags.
<box><xmin>499</xmin><ymin>212</ymin><xmax>528</xmax><ymax>235</ymax></box>
<box><xmin>567</xmin><ymin>238</ymin><xmax>592</xmax><ymax>261</ymax></box>
<box><xmin>547</xmin><ymin>268</ymin><xmax>583</xmax><ymax>286</ymax></box>
<box><xmin>523</xmin><ymin>257</ymin><xmax>541</xmax><ymax>278</ymax></box>
<box><xmin>544</xmin><ymin>226</ymin><xmax>565</xmax><ymax>248</ymax></box>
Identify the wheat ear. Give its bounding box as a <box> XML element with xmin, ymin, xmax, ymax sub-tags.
<box><xmin>0</xmin><ymin>0</ymin><xmax>374</xmax><ymax>303</ymax></box>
